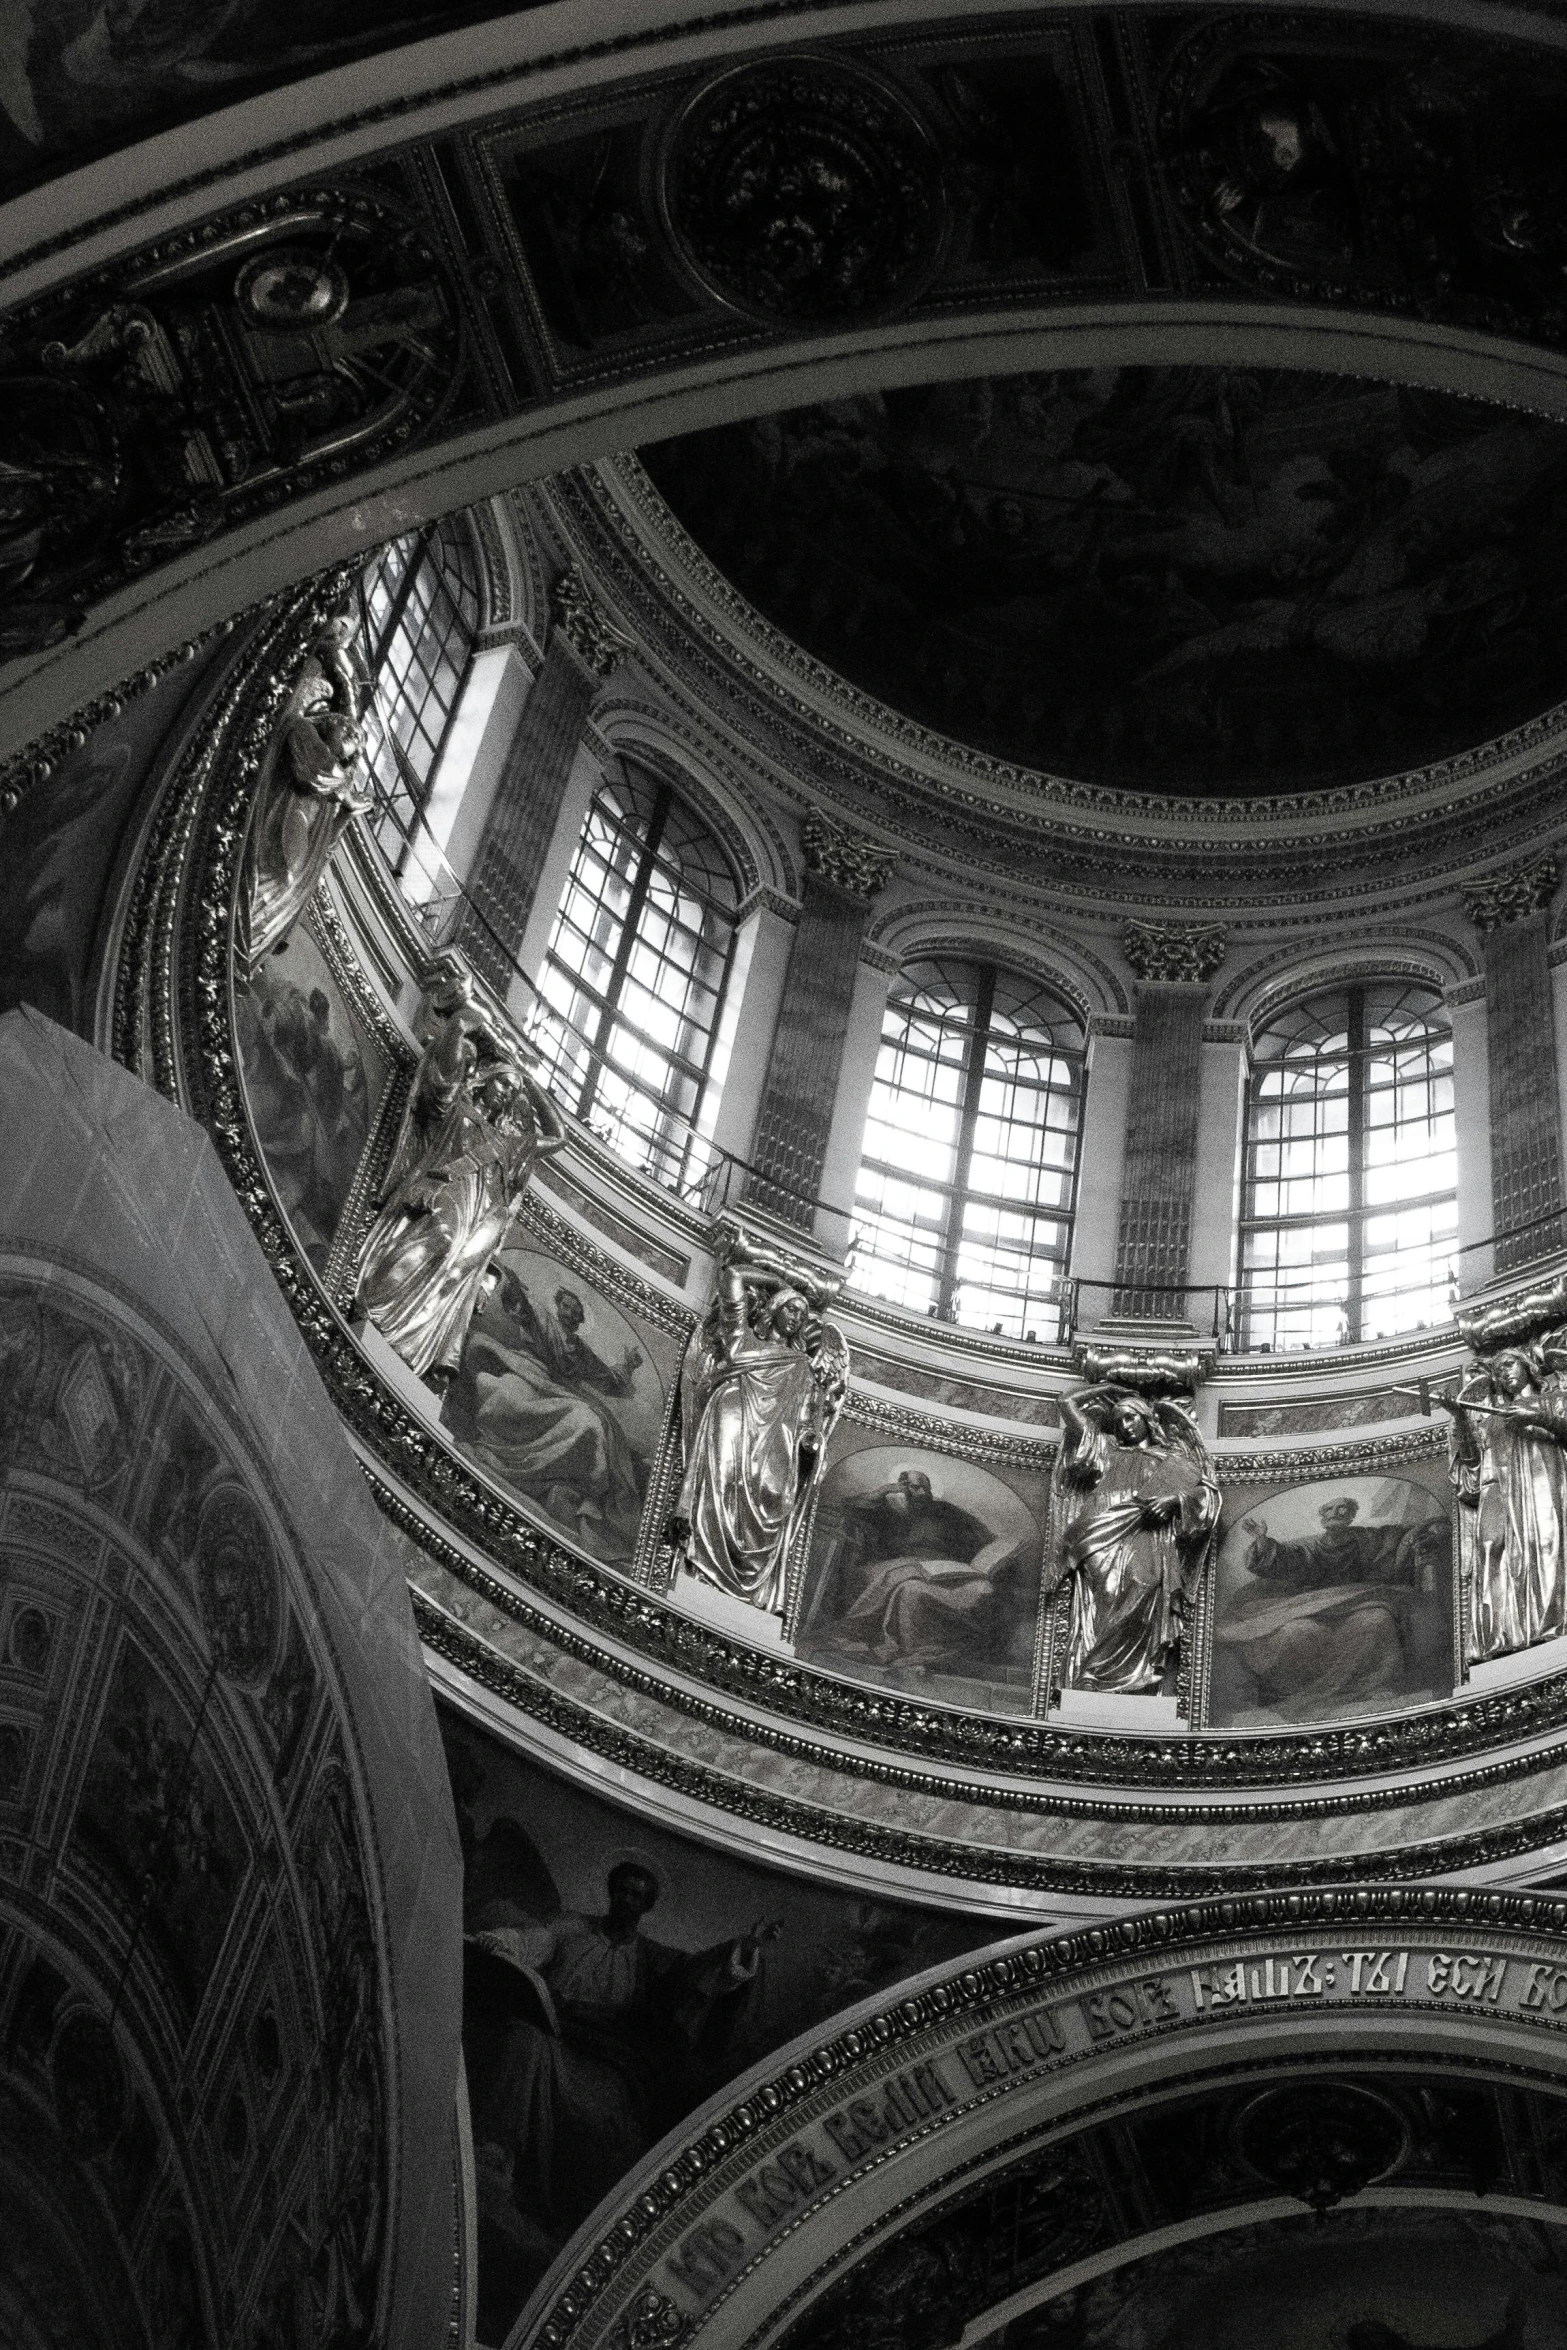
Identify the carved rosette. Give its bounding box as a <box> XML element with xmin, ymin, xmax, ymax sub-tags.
<box><xmin>800</xmin><ymin>808</ymin><xmax>897</xmax><ymax>900</ymax></box>
<box><xmin>550</xmin><ymin>567</ymin><xmax>632</xmax><ymax>677</ymax></box>
<box><xmin>1121</xmin><ymin>921</ymin><xmax>1227</xmax><ymax>985</ymax></box>
<box><xmin>1464</xmin><ymin>855</ymin><xmax>1560</xmax><ymax>933</ymax></box>
<box><xmin>661</xmin><ymin>57</ymin><xmax>947</xmax><ymax>323</ymax></box>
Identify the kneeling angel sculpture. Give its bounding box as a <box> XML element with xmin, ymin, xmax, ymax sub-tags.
<box><xmin>241</xmin><ymin>613</ymin><xmax>373</xmax><ymax>981</ymax></box>
<box><xmin>1045</xmin><ymin>1381</ymin><xmax>1219</xmax><ymax>1694</ymax></box>
<box><xmin>669</xmin><ymin>1221</ymin><xmax>848</xmax><ymax>1618</ymax></box>
<box><xmin>355</xmin><ymin>960</ymin><xmax>565</xmax><ymax>1384</ymax></box>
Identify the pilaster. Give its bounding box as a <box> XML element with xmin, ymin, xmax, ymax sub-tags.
<box><xmin>1467</xmin><ymin>857</ymin><xmax>1563</xmax><ymax>1273</ymax></box>
<box><xmin>744</xmin><ymin>812</ymin><xmax>896</xmax><ymax>1231</ymax></box>
<box><xmin>1111</xmin><ymin>923</ymin><xmax>1227</xmax><ymax>1318</ymax></box>
<box><xmin>453</xmin><ymin>568</ymin><xmax>627</xmax><ymax>995</ymax></box>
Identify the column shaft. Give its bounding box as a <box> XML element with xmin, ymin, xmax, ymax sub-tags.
<box><xmin>1112</xmin><ymin>984</ymin><xmax>1207</xmax><ymax>1316</ymax></box>
<box><xmin>1484</xmin><ymin>911</ymin><xmax>1564</xmax><ymax>1271</ymax></box>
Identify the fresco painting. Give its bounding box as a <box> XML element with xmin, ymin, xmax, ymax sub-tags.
<box><xmin>794</xmin><ymin>1437</ymin><xmax>1047</xmax><ymax>1714</ymax></box>
<box><xmin>1004</xmin><ymin>2210</ymin><xmax>1567</xmax><ymax>2350</ymax></box>
<box><xmin>1208</xmin><ymin>1470</ymin><xmax>1455</xmax><ymax>1730</ymax></box>
<box><xmin>644</xmin><ymin>369</ymin><xmax>1567</xmax><ymax>794</ymax></box>
<box><xmin>234</xmin><ymin>921</ymin><xmax>380</xmax><ymax>1274</ymax></box>
<box><xmin>441</xmin><ymin>1704</ymin><xmax>995</xmax><ymax>2346</ymax></box>
<box><xmin>441</xmin><ymin>1242</ymin><xmax>679</xmax><ymax>1566</ymax></box>
<box><xmin>0</xmin><ymin>2</ymin><xmax>547</xmax><ymax>200</ymax></box>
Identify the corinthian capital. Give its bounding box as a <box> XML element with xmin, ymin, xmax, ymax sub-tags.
<box><xmin>1122</xmin><ymin>920</ymin><xmax>1227</xmax><ymax>986</ymax></box>
<box><xmin>800</xmin><ymin>809</ymin><xmax>896</xmax><ymax>901</ymax></box>
<box><xmin>1464</xmin><ymin>856</ymin><xmax>1560</xmax><ymax>935</ymax></box>
<box><xmin>550</xmin><ymin>567</ymin><xmax>631</xmax><ymax>677</ymax></box>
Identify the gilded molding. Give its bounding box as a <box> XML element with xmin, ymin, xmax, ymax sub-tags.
<box><xmin>800</xmin><ymin>808</ymin><xmax>897</xmax><ymax>900</ymax></box>
<box><xmin>840</xmin><ymin>1389</ymin><xmax>1056</xmax><ymax>1474</ymax></box>
<box><xmin>1466</xmin><ymin>856</ymin><xmax>1562</xmax><ymax>932</ymax></box>
<box><xmin>1122</xmin><ymin>921</ymin><xmax>1228</xmax><ymax>985</ymax></box>
<box><xmin>551</xmin><ymin>565</ymin><xmax>632</xmax><ymax>677</ymax></box>
<box><xmin>104</xmin><ymin>608</ymin><xmax>1567</xmax><ymax>1827</ymax></box>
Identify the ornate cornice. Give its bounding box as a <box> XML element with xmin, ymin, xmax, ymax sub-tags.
<box><xmin>800</xmin><ymin>808</ymin><xmax>897</xmax><ymax>901</ymax></box>
<box><xmin>1122</xmin><ymin>921</ymin><xmax>1228</xmax><ymax>986</ymax></box>
<box><xmin>1465</xmin><ymin>855</ymin><xmax>1562</xmax><ymax>933</ymax></box>
<box><xmin>550</xmin><ymin>565</ymin><xmax>632</xmax><ymax>678</ymax></box>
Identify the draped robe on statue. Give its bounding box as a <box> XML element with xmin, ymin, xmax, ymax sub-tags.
<box><xmin>357</xmin><ymin>1075</ymin><xmax>553</xmax><ymax>1378</ymax></box>
<box><xmin>1455</xmin><ymin>1378</ymin><xmax>1567</xmax><ymax>1660</ymax></box>
<box><xmin>679</xmin><ymin>1316</ymin><xmax>827</xmax><ymax>1613</ymax></box>
<box><xmin>1058</xmin><ymin>1432</ymin><xmax>1216</xmax><ymax>1694</ymax></box>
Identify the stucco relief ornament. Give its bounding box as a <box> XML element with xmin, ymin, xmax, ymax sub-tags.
<box><xmin>661</xmin><ymin>57</ymin><xmax>947</xmax><ymax>324</ymax></box>
<box><xmin>239</xmin><ymin>614</ymin><xmax>373</xmax><ymax>981</ymax></box>
<box><xmin>668</xmin><ymin>1217</ymin><xmax>848</xmax><ymax>1617</ymax></box>
<box><xmin>551</xmin><ymin>566</ymin><xmax>632</xmax><ymax>677</ymax></box>
<box><xmin>800</xmin><ymin>808</ymin><xmax>897</xmax><ymax>899</ymax></box>
<box><xmin>354</xmin><ymin>956</ymin><xmax>565</xmax><ymax>1385</ymax></box>
<box><xmin>1121</xmin><ymin>921</ymin><xmax>1227</xmax><ymax>986</ymax></box>
<box><xmin>1463</xmin><ymin>855</ymin><xmax>1560</xmax><ymax>933</ymax></box>
<box><xmin>1045</xmin><ymin>1381</ymin><xmax>1220</xmax><ymax>1694</ymax></box>
<box><xmin>1441</xmin><ymin>1274</ymin><xmax>1567</xmax><ymax>1660</ymax></box>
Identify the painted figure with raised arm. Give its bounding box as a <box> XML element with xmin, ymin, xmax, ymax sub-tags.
<box><xmin>1442</xmin><ymin>1344</ymin><xmax>1567</xmax><ymax>1660</ymax></box>
<box><xmin>669</xmin><ymin>1219</ymin><xmax>848</xmax><ymax>1616</ymax></box>
<box><xmin>1046</xmin><ymin>1382</ymin><xmax>1220</xmax><ymax>1693</ymax></box>
<box><xmin>241</xmin><ymin>613</ymin><xmax>373</xmax><ymax>979</ymax></box>
<box><xmin>354</xmin><ymin>960</ymin><xmax>565</xmax><ymax>1384</ymax></box>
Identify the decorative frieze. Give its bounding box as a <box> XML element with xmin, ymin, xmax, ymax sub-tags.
<box><xmin>1464</xmin><ymin>856</ymin><xmax>1560</xmax><ymax>934</ymax></box>
<box><xmin>1122</xmin><ymin>921</ymin><xmax>1228</xmax><ymax>985</ymax></box>
<box><xmin>800</xmin><ymin>807</ymin><xmax>898</xmax><ymax>900</ymax></box>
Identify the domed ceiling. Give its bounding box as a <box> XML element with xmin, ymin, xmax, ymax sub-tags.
<box><xmin>641</xmin><ymin>366</ymin><xmax>1567</xmax><ymax>797</ymax></box>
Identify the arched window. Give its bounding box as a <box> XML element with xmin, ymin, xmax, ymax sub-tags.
<box><xmin>1240</xmin><ymin>979</ymin><xmax>1456</xmax><ymax>1352</ymax></box>
<box><xmin>534</xmin><ymin>768</ymin><xmax>739</xmax><ymax>1193</ymax></box>
<box><xmin>356</xmin><ymin>519</ymin><xmax>481</xmax><ymax>877</ymax></box>
<box><xmin>852</xmin><ymin>957</ymin><xmax>1085</xmax><ymax>1340</ymax></box>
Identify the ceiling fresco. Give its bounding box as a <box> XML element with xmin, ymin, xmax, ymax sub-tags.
<box><xmin>641</xmin><ymin>368</ymin><xmax>1567</xmax><ymax>798</ymax></box>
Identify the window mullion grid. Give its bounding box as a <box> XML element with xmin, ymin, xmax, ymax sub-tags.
<box><xmin>575</xmin><ymin>785</ymin><xmax>671</xmax><ymax>1129</ymax></box>
<box><xmin>1344</xmin><ymin>985</ymin><xmax>1368</xmax><ymax>1344</ymax></box>
<box><xmin>935</xmin><ymin>963</ymin><xmax>994</xmax><ymax>1323</ymax></box>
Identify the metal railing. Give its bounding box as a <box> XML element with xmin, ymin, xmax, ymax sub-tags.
<box><xmin>354</xmin><ymin>774</ymin><xmax>1559</xmax><ymax>1362</ymax></box>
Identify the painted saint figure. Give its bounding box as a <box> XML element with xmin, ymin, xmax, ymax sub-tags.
<box><xmin>1443</xmin><ymin>1345</ymin><xmax>1567</xmax><ymax>1660</ymax></box>
<box><xmin>1046</xmin><ymin>1383</ymin><xmax>1220</xmax><ymax>1694</ymax></box>
<box><xmin>240</xmin><ymin>614</ymin><xmax>373</xmax><ymax>979</ymax></box>
<box><xmin>354</xmin><ymin>963</ymin><xmax>565</xmax><ymax>1383</ymax></box>
<box><xmin>669</xmin><ymin>1221</ymin><xmax>847</xmax><ymax>1616</ymax></box>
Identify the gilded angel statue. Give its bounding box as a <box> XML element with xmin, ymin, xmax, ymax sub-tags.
<box><xmin>240</xmin><ymin>613</ymin><xmax>373</xmax><ymax>981</ymax></box>
<box><xmin>354</xmin><ymin>961</ymin><xmax>565</xmax><ymax>1384</ymax></box>
<box><xmin>1045</xmin><ymin>1383</ymin><xmax>1220</xmax><ymax>1694</ymax></box>
<box><xmin>668</xmin><ymin>1220</ymin><xmax>848</xmax><ymax>1617</ymax></box>
<box><xmin>1441</xmin><ymin>1341</ymin><xmax>1567</xmax><ymax>1660</ymax></box>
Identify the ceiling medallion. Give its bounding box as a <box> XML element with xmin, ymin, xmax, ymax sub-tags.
<box><xmin>659</xmin><ymin>56</ymin><xmax>948</xmax><ymax>326</ymax></box>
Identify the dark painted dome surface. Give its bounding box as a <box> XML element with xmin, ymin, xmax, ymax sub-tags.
<box><xmin>641</xmin><ymin>367</ymin><xmax>1567</xmax><ymax>797</ymax></box>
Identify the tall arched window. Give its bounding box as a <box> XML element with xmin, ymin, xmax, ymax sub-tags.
<box><xmin>852</xmin><ymin>958</ymin><xmax>1085</xmax><ymax>1340</ymax></box>
<box><xmin>356</xmin><ymin>519</ymin><xmax>481</xmax><ymax>878</ymax></box>
<box><xmin>1240</xmin><ymin>979</ymin><xmax>1457</xmax><ymax>1352</ymax></box>
<box><xmin>534</xmin><ymin>769</ymin><xmax>739</xmax><ymax>1193</ymax></box>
